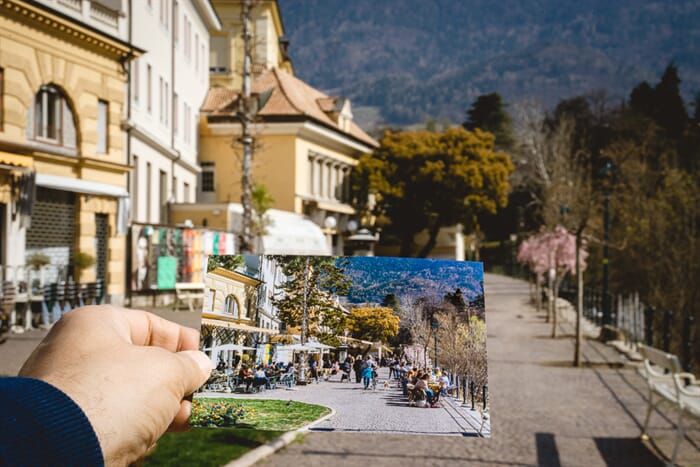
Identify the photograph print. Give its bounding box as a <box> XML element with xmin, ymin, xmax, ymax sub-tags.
<box><xmin>191</xmin><ymin>254</ymin><xmax>490</xmax><ymax>437</ymax></box>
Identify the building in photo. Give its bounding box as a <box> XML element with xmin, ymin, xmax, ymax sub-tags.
<box><xmin>202</xmin><ymin>265</ymin><xmax>277</xmax><ymax>367</ymax></box>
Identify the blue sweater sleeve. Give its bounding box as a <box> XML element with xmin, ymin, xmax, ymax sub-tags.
<box><xmin>0</xmin><ymin>377</ymin><xmax>104</xmax><ymax>466</ymax></box>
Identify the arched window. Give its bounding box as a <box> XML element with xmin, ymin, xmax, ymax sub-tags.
<box><xmin>29</xmin><ymin>85</ymin><xmax>77</xmax><ymax>149</ymax></box>
<box><xmin>224</xmin><ymin>294</ymin><xmax>239</xmax><ymax>318</ymax></box>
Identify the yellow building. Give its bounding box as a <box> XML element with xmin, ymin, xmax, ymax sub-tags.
<box><xmin>170</xmin><ymin>0</ymin><xmax>379</xmax><ymax>256</ymax></box>
<box><xmin>202</xmin><ymin>266</ymin><xmax>277</xmax><ymax>367</ymax></box>
<box><xmin>208</xmin><ymin>0</ymin><xmax>293</xmax><ymax>90</ymax></box>
<box><xmin>0</xmin><ymin>0</ymin><xmax>139</xmax><ymax>303</ymax></box>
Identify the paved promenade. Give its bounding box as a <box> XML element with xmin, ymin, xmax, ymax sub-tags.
<box><xmin>202</xmin><ymin>366</ymin><xmax>489</xmax><ymax>437</ymax></box>
<box><xmin>1</xmin><ymin>274</ymin><xmax>698</xmax><ymax>466</ymax></box>
<box><xmin>256</xmin><ymin>274</ymin><xmax>699</xmax><ymax>467</ymax></box>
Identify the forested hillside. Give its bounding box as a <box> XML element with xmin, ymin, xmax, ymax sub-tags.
<box><xmin>279</xmin><ymin>0</ymin><xmax>700</xmax><ymax>127</ymax></box>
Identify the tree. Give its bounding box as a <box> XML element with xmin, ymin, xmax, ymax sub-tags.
<box><xmin>348</xmin><ymin>306</ymin><xmax>400</xmax><ymax>343</ymax></box>
<box><xmin>436</xmin><ymin>313</ymin><xmax>487</xmax><ymax>388</ymax></box>
<box><xmin>463</xmin><ymin>92</ymin><xmax>515</xmax><ymax>149</ymax></box>
<box><xmin>271</xmin><ymin>256</ymin><xmax>351</xmax><ymax>341</ymax></box>
<box><xmin>353</xmin><ymin>127</ymin><xmax>513</xmax><ymax>257</ymax></box>
<box><xmin>207</xmin><ymin>255</ymin><xmax>245</xmax><ymax>273</ymax></box>
<box><xmin>250</xmin><ymin>183</ymin><xmax>274</xmax><ymax>252</ymax></box>
<box><xmin>630</xmin><ymin>64</ymin><xmax>688</xmax><ymax>139</ymax></box>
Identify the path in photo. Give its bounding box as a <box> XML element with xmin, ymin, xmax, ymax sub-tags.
<box><xmin>200</xmin><ymin>367</ymin><xmax>489</xmax><ymax>437</ymax></box>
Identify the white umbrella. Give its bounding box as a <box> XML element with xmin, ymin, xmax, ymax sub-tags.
<box><xmin>205</xmin><ymin>344</ymin><xmax>256</xmax><ymax>352</ymax></box>
<box><xmin>277</xmin><ymin>343</ymin><xmax>319</xmax><ymax>352</ymax></box>
<box><xmin>306</xmin><ymin>341</ymin><xmax>335</xmax><ymax>350</ymax></box>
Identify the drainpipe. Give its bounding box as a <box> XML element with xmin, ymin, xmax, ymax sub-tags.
<box><xmin>125</xmin><ymin>0</ymin><xmax>134</xmax><ymax>306</ymax></box>
<box><xmin>169</xmin><ymin>0</ymin><xmax>180</xmax><ymax>225</ymax></box>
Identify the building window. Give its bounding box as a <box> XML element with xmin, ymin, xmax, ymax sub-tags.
<box><xmin>173</xmin><ymin>1</ymin><xmax>179</xmax><ymax>42</ymax></box>
<box><xmin>183</xmin><ymin>181</ymin><xmax>190</xmax><ymax>202</ymax></box>
<box><xmin>147</xmin><ymin>65</ymin><xmax>152</xmax><ymax>113</ymax></box>
<box><xmin>33</xmin><ymin>85</ymin><xmax>76</xmax><ymax>148</ymax></box>
<box><xmin>184</xmin><ymin>103</ymin><xmax>190</xmax><ymax>144</ymax></box>
<box><xmin>159</xmin><ymin>77</ymin><xmax>163</xmax><ymax>123</ymax></box>
<box><xmin>201</xmin><ymin>162</ymin><xmax>214</xmax><ymax>192</ymax></box>
<box><xmin>201</xmin><ymin>44</ymin><xmax>206</xmax><ymax>80</ymax></box>
<box><xmin>146</xmin><ymin>162</ymin><xmax>152</xmax><ymax>222</ymax></box>
<box><xmin>173</xmin><ymin>93</ymin><xmax>178</xmax><ymax>136</ymax></box>
<box><xmin>159</xmin><ymin>0</ymin><xmax>169</xmax><ymax>29</ymax></box>
<box><xmin>210</xmin><ymin>36</ymin><xmax>229</xmax><ymax>73</ymax></box>
<box><xmin>133</xmin><ymin>61</ymin><xmax>139</xmax><ymax>104</ymax></box>
<box><xmin>206</xmin><ymin>289</ymin><xmax>215</xmax><ymax>312</ymax></box>
<box><xmin>164</xmin><ymin>82</ymin><xmax>169</xmax><ymax>127</ymax></box>
<box><xmin>132</xmin><ymin>155</ymin><xmax>139</xmax><ymax>220</ymax></box>
<box><xmin>97</xmin><ymin>99</ymin><xmax>108</xmax><ymax>154</ymax></box>
<box><xmin>159</xmin><ymin>170</ymin><xmax>168</xmax><ymax>224</ymax></box>
<box><xmin>184</xmin><ymin>16</ymin><xmax>190</xmax><ymax>59</ymax></box>
<box><xmin>224</xmin><ymin>294</ymin><xmax>239</xmax><ymax>318</ymax></box>
<box><xmin>195</xmin><ymin>34</ymin><xmax>199</xmax><ymax>72</ymax></box>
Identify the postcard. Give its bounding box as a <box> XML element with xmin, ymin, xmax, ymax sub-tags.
<box><xmin>190</xmin><ymin>255</ymin><xmax>490</xmax><ymax>437</ymax></box>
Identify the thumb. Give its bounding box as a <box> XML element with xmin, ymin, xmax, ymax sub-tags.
<box><xmin>173</xmin><ymin>350</ymin><xmax>212</xmax><ymax>396</ymax></box>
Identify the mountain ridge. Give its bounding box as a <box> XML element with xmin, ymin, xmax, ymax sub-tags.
<box><xmin>278</xmin><ymin>0</ymin><xmax>700</xmax><ymax>127</ymax></box>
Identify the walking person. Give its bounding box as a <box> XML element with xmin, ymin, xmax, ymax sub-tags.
<box><xmin>362</xmin><ymin>361</ymin><xmax>374</xmax><ymax>390</ymax></box>
<box><xmin>353</xmin><ymin>356</ymin><xmax>364</xmax><ymax>383</ymax></box>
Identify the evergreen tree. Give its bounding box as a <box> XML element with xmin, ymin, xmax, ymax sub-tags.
<box><xmin>463</xmin><ymin>92</ymin><xmax>515</xmax><ymax>149</ymax></box>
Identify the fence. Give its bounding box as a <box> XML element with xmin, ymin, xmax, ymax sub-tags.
<box><xmin>558</xmin><ymin>284</ymin><xmax>697</xmax><ymax>373</ymax></box>
<box><xmin>446</xmin><ymin>372</ymin><xmax>488</xmax><ymax>411</ymax></box>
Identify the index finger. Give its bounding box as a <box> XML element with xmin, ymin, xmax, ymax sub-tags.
<box><xmin>118</xmin><ymin>308</ymin><xmax>201</xmax><ymax>352</ymax></box>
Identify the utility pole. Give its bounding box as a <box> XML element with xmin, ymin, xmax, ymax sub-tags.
<box><xmin>239</xmin><ymin>0</ymin><xmax>254</xmax><ymax>253</ymax></box>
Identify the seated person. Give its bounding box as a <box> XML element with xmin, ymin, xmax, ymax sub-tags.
<box><xmin>252</xmin><ymin>366</ymin><xmax>268</xmax><ymax>391</ymax></box>
<box><xmin>415</xmin><ymin>374</ymin><xmax>436</xmax><ymax>406</ymax></box>
<box><xmin>438</xmin><ymin>373</ymin><xmax>452</xmax><ymax>395</ymax></box>
<box><xmin>238</xmin><ymin>366</ymin><xmax>253</xmax><ymax>392</ymax></box>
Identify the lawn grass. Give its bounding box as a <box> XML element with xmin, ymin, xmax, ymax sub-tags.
<box><xmin>143</xmin><ymin>398</ymin><xmax>330</xmax><ymax>466</ymax></box>
<box><xmin>143</xmin><ymin>428</ymin><xmax>283</xmax><ymax>467</ymax></box>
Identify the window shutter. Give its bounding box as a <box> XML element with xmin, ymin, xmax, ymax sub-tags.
<box><xmin>26</xmin><ymin>97</ymin><xmax>35</xmax><ymax>139</ymax></box>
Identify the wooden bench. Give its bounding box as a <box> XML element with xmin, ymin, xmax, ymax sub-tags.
<box><xmin>639</xmin><ymin>344</ymin><xmax>700</xmax><ymax>466</ymax></box>
<box><xmin>173</xmin><ymin>282</ymin><xmax>205</xmax><ymax>312</ymax></box>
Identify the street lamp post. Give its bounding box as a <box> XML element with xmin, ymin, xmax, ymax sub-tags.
<box><xmin>299</xmin><ymin>257</ymin><xmax>310</xmax><ymax>384</ymax></box>
<box><xmin>431</xmin><ymin>318</ymin><xmax>439</xmax><ymax>369</ymax></box>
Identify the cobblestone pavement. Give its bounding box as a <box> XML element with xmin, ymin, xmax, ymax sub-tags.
<box><xmin>256</xmin><ymin>274</ymin><xmax>700</xmax><ymax>467</ymax></box>
<box><xmin>202</xmin><ymin>366</ymin><xmax>488</xmax><ymax>436</ymax></box>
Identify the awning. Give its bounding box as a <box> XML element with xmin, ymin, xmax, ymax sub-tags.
<box><xmin>0</xmin><ymin>152</ymin><xmax>34</xmax><ymax>170</ymax></box>
<box><xmin>36</xmin><ymin>173</ymin><xmax>128</xmax><ymax>198</ymax></box>
<box><xmin>261</xmin><ymin>209</ymin><xmax>330</xmax><ymax>255</ymax></box>
<box><xmin>202</xmin><ymin>317</ymin><xmax>279</xmax><ymax>335</ymax></box>
<box><xmin>227</xmin><ymin>205</ymin><xmax>331</xmax><ymax>256</ymax></box>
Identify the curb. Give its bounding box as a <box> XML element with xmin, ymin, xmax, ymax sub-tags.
<box><xmin>223</xmin><ymin>405</ymin><xmax>336</xmax><ymax>467</ymax></box>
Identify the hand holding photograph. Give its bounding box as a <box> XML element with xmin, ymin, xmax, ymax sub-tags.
<box><xmin>190</xmin><ymin>254</ymin><xmax>490</xmax><ymax>438</ymax></box>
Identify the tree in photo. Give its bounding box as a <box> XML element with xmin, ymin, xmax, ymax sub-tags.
<box><xmin>436</xmin><ymin>313</ymin><xmax>487</xmax><ymax>388</ymax></box>
<box><xmin>347</xmin><ymin>306</ymin><xmax>400</xmax><ymax>343</ymax></box>
<box><xmin>271</xmin><ymin>257</ymin><xmax>351</xmax><ymax>342</ymax></box>
<box><xmin>207</xmin><ymin>255</ymin><xmax>245</xmax><ymax>273</ymax></box>
<box><xmin>353</xmin><ymin>127</ymin><xmax>513</xmax><ymax>257</ymax></box>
